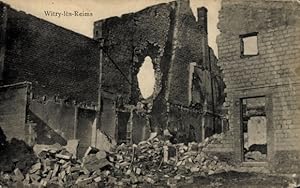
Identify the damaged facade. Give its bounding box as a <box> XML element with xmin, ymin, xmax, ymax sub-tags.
<box><xmin>0</xmin><ymin>0</ymin><xmax>299</xmax><ymax>182</ymax></box>
<box><xmin>94</xmin><ymin>0</ymin><xmax>225</xmax><ymax>144</ymax></box>
<box><xmin>0</xmin><ymin>0</ymin><xmax>224</xmax><ymax>155</ymax></box>
<box><xmin>0</xmin><ymin>2</ymin><xmax>108</xmax><ymax>157</ymax></box>
<box><xmin>215</xmin><ymin>0</ymin><xmax>300</xmax><ymax>173</ymax></box>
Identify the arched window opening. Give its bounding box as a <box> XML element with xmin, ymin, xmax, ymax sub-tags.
<box><xmin>137</xmin><ymin>56</ymin><xmax>155</xmax><ymax>99</ymax></box>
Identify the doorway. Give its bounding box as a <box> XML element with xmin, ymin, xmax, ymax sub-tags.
<box><xmin>241</xmin><ymin>97</ymin><xmax>267</xmax><ymax>162</ymax></box>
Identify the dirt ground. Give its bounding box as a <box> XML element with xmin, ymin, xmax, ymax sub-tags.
<box><xmin>1</xmin><ymin>171</ymin><xmax>294</xmax><ymax>188</ymax></box>
<box><xmin>184</xmin><ymin>171</ymin><xmax>291</xmax><ymax>188</ymax></box>
<box><xmin>145</xmin><ymin>171</ymin><xmax>293</xmax><ymax>188</ymax></box>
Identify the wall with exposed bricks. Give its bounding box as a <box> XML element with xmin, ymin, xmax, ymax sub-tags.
<box><xmin>94</xmin><ymin>2</ymin><xmax>172</xmax><ymax>104</ymax></box>
<box><xmin>94</xmin><ymin>0</ymin><xmax>225</xmax><ymax>141</ymax></box>
<box><xmin>217</xmin><ymin>0</ymin><xmax>300</xmax><ymax>173</ymax></box>
<box><xmin>2</xmin><ymin>3</ymin><xmax>100</xmax><ymax>104</ymax></box>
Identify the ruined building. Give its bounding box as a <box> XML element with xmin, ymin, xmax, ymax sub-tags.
<box><xmin>212</xmin><ymin>0</ymin><xmax>300</xmax><ymax>173</ymax></box>
<box><xmin>94</xmin><ymin>0</ymin><xmax>225</xmax><ymax>144</ymax></box>
<box><xmin>0</xmin><ymin>2</ymin><xmax>104</xmax><ymax>157</ymax></box>
<box><xmin>0</xmin><ymin>0</ymin><xmax>224</xmax><ymax>157</ymax></box>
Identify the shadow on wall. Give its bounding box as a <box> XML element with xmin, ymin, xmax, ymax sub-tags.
<box><xmin>0</xmin><ymin>126</ymin><xmax>7</xmax><ymax>146</ymax></box>
<box><xmin>27</xmin><ymin>110</ymin><xmax>67</xmax><ymax>146</ymax></box>
<box><xmin>76</xmin><ymin>108</ymin><xmax>96</xmax><ymax>158</ymax></box>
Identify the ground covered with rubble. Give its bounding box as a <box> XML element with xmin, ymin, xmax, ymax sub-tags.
<box><xmin>0</xmin><ymin>133</ymin><xmax>295</xmax><ymax>188</ymax></box>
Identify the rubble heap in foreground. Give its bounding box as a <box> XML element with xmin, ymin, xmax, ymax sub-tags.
<box><xmin>0</xmin><ymin>134</ymin><xmax>235</xmax><ymax>187</ymax></box>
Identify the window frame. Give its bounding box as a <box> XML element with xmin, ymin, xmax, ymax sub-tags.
<box><xmin>240</xmin><ymin>32</ymin><xmax>259</xmax><ymax>58</ymax></box>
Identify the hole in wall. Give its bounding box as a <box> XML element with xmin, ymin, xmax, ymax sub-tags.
<box><xmin>241</xmin><ymin>97</ymin><xmax>267</xmax><ymax>162</ymax></box>
<box><xmin>137</xmin><ymin>56</ymin><xmax>155</xmax><ymax>99</ymax></box>
<box><xmin>240</xmin><ymin>33</ymin><xmax>258</xmax><ymax>56</ymax></box>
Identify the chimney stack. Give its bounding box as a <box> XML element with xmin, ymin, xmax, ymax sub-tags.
<box><xmin>197</xmin><ymin>7</ymin><xmax>208</xmax><ymax>34</ymax></box>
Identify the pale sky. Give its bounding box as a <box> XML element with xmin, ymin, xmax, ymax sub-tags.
<box><xmin>137</xmin><ymin>56</ymin><xmax>155</xmax><ymax>98</ymax></box>
<box><xmin>2</xmin><ymin>0</ymin><xmax>221</xmax><ymax>56</ymax></box>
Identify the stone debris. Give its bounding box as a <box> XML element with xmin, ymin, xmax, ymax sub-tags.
<box><xmin>0</xmin><ymin>134</ymin><xmax>234</xmax><ymax>187</ymax></box>
<box><xmin>63</xmin><ymin>139</ymin><xmax>79</xmax><ymax>158</ymax></box>
<box><xmin>13</xmin><ymin>168</ymin><xmax>24</xmax><ymax>182</ymax></box>
<box><xmin>245</xmin><ymin>151</ymin><xmax>267</xmax><ymax>162</ymax></box>
<box><xmin>33</xmin><ymin>143</ymin><xmax>63</xmax><ymax>156</ymax></box>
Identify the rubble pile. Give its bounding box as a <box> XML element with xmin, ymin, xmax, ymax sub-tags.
<box><xmin>245</xmin><ymin>151</ymin><xmax>267</xmax><ymax>162</ymax></box>
<box><xmin>0</xmin><ymin>142</ymin><xmax>111</xmax><ymax>187</ymax></box>
<box><xmin>107</xmin><ymin>135</ymin><xmax>233</xmax><ymax>187</ymax></box>
<box><xmin>0</xmin><ymin>133</ymin><xmax>234</xmax><ymax>187</ymax></box>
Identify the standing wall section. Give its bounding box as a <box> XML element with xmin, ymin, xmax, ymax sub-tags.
<box><xmin>217</xmin><ymin>0</ymin><xmax>300</xmax><ymax>173</ymax></box>
<box><xmin>3</xmin><ymin>4</ymin><xmax>99</xmax><ymax>104</ymax></box>
<box><xmin>0</xmin><ymin>82</ymin><xmax>29</xmax><ymax>141</ymax></box>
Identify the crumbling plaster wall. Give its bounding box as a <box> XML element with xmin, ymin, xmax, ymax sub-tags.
<box><xmin>28</xmin><ymin>100</ymin><xmax>76</xmax><ymax>144</ymax></box>
<box><xmin>0</xmin><ymin>83</ymin><xmax>29</xmax><ymax>141</ymax></box>
<box><xmin>33</xmin><ymin>101</ymin><xmax>75</xmax><ymax>135</ymax></box>
<box><xmin>217</xmin><ymin>0</ymin><xmax>300</xmax><ymax>173</ymax></box>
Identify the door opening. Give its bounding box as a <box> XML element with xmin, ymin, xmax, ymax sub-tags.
<box><xmin>241</xmin><ymin>97</ymin><xmax>267</xmax><ymax>162</ymax></box>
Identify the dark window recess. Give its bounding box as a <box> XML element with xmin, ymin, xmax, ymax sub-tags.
<box><xmin>240</xmin><ymin>32</ymin><xmax>259</xmax><ymax>57</ymax></box>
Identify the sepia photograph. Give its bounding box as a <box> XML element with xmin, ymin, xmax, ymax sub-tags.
<box><xmin>0</xmin><ymin>0</ymin><xmax>299</xmax><ymax>187</ymax></box>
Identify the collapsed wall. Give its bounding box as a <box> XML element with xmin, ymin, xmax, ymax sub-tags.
<box><xmin>217</xmin><ymin>0</ymin><xmax>300</xmax><ymax>173</ymax></box>
<box><xmin>0</xmin><ymin>3</ymin><xmax>114</xmax><ymax>154</ymax></box>
<box><xmin>94</xmin><ymin>0</ymin><xmax>225</xmax><ymax>143</ymax></box>
<box><xmin>0</xmin><ymin>0</ymin><xmax>225</xmax><ymax>149</ymax></box>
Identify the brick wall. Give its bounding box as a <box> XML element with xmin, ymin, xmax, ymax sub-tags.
<box><xmin>168</xmin><ymin>105</ymin><xmax>203</xmax><ymax>143</ymax></box>
<box><xmin>217</xmin><ymin>0</ymin><xmax>300</xmax><ymax>173</ymax></box>
<box><xmin>95</xmin><ymin>1</ymin><xmax>221</xmax><ymax>107</ymax></box>
<box><xmin>94</xmin><ymin>3</ymin><xmax>172</xmax><ymax>104</ymax></box>
<box><xmin>94</xmin><ymin>0</ymin><xmax>224</xmax><ymax>140</ymax></box>
<box><xmin>2</xmin><ymin>4</ymin><xmax>100</xmax><ymax>104</ymax></box>
<box><xmin>168</xmin><ymin>0</ymin><xmax>204</xmax><ymax>106</ymax></box>
<box><xmin>167</xmin><ymin>2</ymin><xmax>223</xmax><ymax>108</ymax></box>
